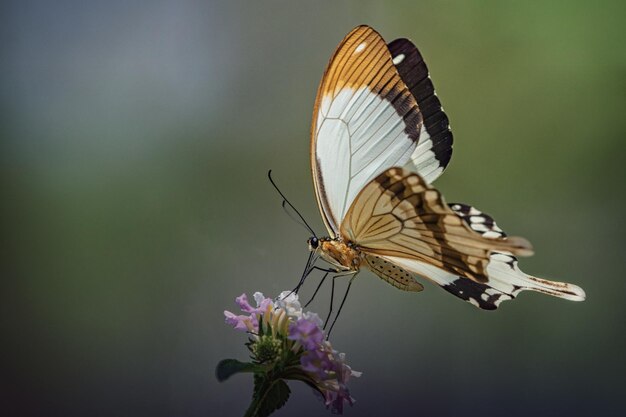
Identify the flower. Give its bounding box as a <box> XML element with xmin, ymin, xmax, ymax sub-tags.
<box><xmin>297</xmin><ymin>339</ymin><xmax>360</xmax><ymax>413</ymax></box>
<box><xmin>274</xmin><ymin>291</ymin><xmax>303</xmax><ymax>319</ymax></box>
<box><xmin>220</xmin><ymin>291</ymin><xmax>361</xmax><ymax>415</ymax></box>
<box><xmin>223</xmin><ymin>310</ymin><xmax>257</xmax><ymax>332</ymax></box>
<box><xmin>288</xmin><ymin>314</ymin><xmax>324</xmax><ymax>350</ymax></box>
<box><xmin>235</xmin><ymin>293</ymin><xmax>254</xmax><ymax>312</ymax></box>
<box><xmin>327</xmin><ymin>351</ymin><xmax>361</xmax><ymax>413</ymax></box>
<box><xmin>300</xmin><ymin>344</ymin><xmax>335</xmax><ymax>378</ymax></box>
<box><xmin>224</xmin><ymin>292</ymin><xmax>274</xmax><ymax>333</ymax></box>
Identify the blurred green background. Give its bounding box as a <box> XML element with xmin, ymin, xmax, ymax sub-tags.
<box><xmin>2</xmin><ymin>1</ymin><xmax>625</xmax><ymax>416</ymax></box>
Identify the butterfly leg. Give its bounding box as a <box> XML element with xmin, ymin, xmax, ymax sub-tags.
<box><xmin>307</xmin><ymin>265</ymin><xmax>342</xmax><ymax>276</ymax></box>
<box><xmin>323</xmin><ymin>274</ymin><xmax>337</xmax><ymax>329</ymax></box>
<box><xmin>325</xmin><ymin>272</ymin><xmax>359</xmax><ymax>339</ymax></box>
<box><xmin>304</xmin><ymin>271</ymin><xmax>329</xmax><ymax>307</ymax></box>
<box><xmin>299</xmin><ymin>265</ymin><xmax>339</xmax><ymax>306</ymax></box>
<box><xmin>289</xmin><ymin>252</ymin><xmax>318</xmax><ymax>296</ymax></box>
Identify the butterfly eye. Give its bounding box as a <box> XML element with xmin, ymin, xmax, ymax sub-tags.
<box><xmin>308</xmin><ymin>237</ymin><xmax>319</xmax><ymax>249</ymax></box>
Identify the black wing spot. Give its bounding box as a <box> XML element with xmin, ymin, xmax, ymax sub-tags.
<box><xmin>442</xmin><ymin>278</ymin><xmax>508</xmax><ymax>310</ymax></box>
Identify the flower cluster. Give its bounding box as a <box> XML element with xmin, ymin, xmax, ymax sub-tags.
<box><xmin>223</xmin><ymin>291</ymin><xmax>361</xmax><ymax>414</ymax></box>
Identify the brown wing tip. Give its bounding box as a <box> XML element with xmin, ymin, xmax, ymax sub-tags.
<box><xmin>503</xmin><ymin>236</ymin><xmax>534</xmax><ymax>257</ymax></box>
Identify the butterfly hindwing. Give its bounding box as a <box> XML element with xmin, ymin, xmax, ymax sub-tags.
<box><xmin>449</xmin><ymin>203</ymin><xmax>506</xmax><ymax>238</ymax></box>
<box><xmin>311</xmin><ymin>25</ymin><xmax>452</xmax><ymax>236</ymax></box>
<box><xmin>340</xmin><ymin>167</ymin><xmax>533</xmax><ymax>283</ymax></box>
<box><xmin>369</xmin><ymin>203</ymin><xmax>586</xmax><ymax>309</ymax></box>
<box><xmin>447</xmin><ymin>203</ymin><xmax>585</xmax><ymax>307</ymax></box>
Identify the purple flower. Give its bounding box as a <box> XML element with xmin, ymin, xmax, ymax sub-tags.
<box><xmin>287</xmin><ymin>315</ymin><xmax>324</xmax><ymax>351</ymax></box>
<box><xmin>224</xmin><ymin>310</ymin><xmax>257</xmax><ymax>332</ymax></box>
<box><xmin>327</xmin><ymin>388</ymin><xmax>355</xmax><ymax>414</ymax></box>
<box><xmin>253</xmin><ymin>292</ymin><xmax>273</xmax><ymax>313</ymax></box>
<box><xmin>235</xmin><ymin>293</ymin><xmax>255</xmax><ymax>312</ymax></box>
<box><xmin>326</xmin><ymin>352</ymin><xmax>360</xmax><ymax>413</ymax></box>
<box><xmin>234</xmin><ymin>292</ymin><xmax>273</xmax><ymax>314</ymax></box>
<box><xmin>225</xmin><ymin>292</ymin><xmax>273</xmax><ymax>333</ymax></box>
<box><xmin>300</xmin><ymin>348</ymin><xmax>334</xmax><ymax>379</ymax></box>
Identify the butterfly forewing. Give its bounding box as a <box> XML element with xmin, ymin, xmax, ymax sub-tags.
<box><xmin>311</xmin><ymin>25</ymin><xmax>452</xmax><ymax>236</ymax></box>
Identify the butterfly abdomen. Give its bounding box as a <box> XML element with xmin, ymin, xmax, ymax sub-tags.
<box><xmin>364</xmin><ymin>254</ymin><xmax>424</xmax><ymax>292</ymax></box>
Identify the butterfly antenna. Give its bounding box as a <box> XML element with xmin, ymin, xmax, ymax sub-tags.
<box><xmin>281</xmin><ymin>200</ymin><xmax>314</xmax><ymax>235</ymax></box>
<box><xmin>267</xmin><ymin>170</ymin><xmax>317</xmax><ymax>237</ymax></box>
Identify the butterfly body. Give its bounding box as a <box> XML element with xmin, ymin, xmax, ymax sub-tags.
<box><xmin>305</xmin><ymin>25</ymin><xmax>585</xmax><ymax>309</ymax></box>
<box><xmin>309</xmin><ymin>237</ymin><xmax>361</xmax><ymax>272</ymax></box>
<box><xmin>308</xmin><ymin>235</ymin><xmax>426</xmax><ymax>292</ymax></box>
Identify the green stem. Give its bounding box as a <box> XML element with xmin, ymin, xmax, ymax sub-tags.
<box><xmin>243</xmin><ymin>377</ymin><xmax>279</xmax><ymax>417</ymax></box>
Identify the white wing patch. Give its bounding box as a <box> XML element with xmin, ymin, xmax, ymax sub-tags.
<box><xmin>316</xmin><ymin>86</ymin><xmax>439</xmax><ymax>229</ymax></box>
<box><xmin>392</xmin><ymin>53</ymin><xmax>405</xmax><ymax>65</ymax></box>
<box><xmin>405</xmin><ymin>127</ymin><xmax>443</xmax><ymax>183</ymax></box>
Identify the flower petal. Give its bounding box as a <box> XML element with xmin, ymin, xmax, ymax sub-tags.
<box><xmin>235</xmin><ymin>293</ymin><xmax>255</xmax><ymax>313</ymax></box>
<box><xmin>276</xmin><ymin>291</ymin><xmax>303</xmax><ymax>319</ymax></box>
<box><xmin>253</xmin><ymin>292</ymin><xmax>266</xmax><ymax>305</ymax></box>
<box><xmin>224</xmin><ymin>310</ymin><xmax>253</xmax><ymax>332</ymax></box>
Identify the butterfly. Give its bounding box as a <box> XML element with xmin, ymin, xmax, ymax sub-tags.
<box><xmin>306</xmin><ymin>25</ymin><xmax>585</xmax><ymax>310</ymax></box>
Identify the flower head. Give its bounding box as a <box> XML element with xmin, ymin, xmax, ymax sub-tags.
<box><xmin>222</xmin><ymin>291</ymin><xmax>361</xmax><ymax>414</ymax></box>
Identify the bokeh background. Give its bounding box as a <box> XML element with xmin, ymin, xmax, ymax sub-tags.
<box><xmin>2</xmin><ymin>1</ymin><xmax>625</xmax><ymax>416</ymax></box>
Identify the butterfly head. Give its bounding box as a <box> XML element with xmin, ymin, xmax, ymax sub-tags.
<box><xmin>307</xmin><ymin>236</ymin><xmax>320</xmax><ymax>252</ymax></box>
